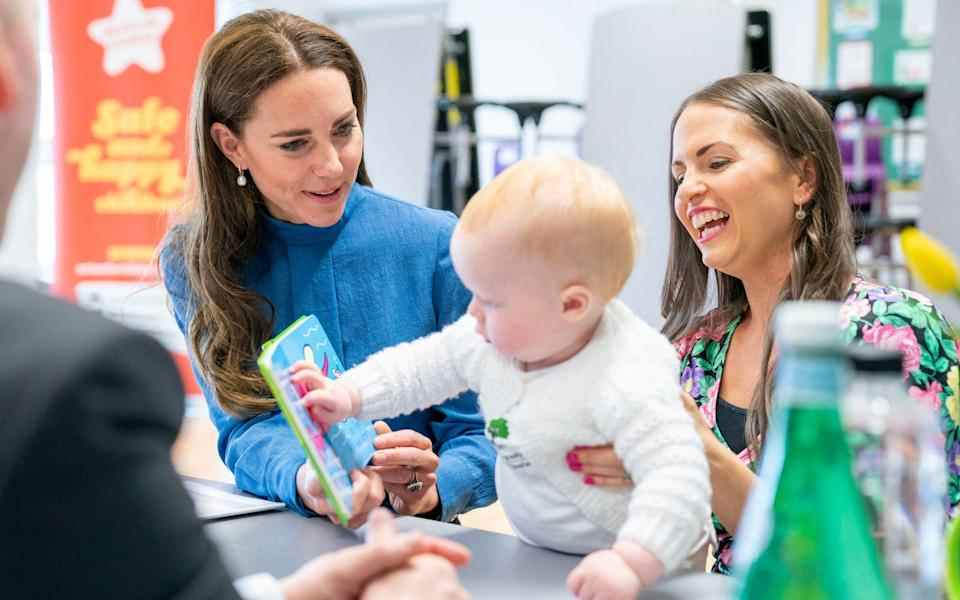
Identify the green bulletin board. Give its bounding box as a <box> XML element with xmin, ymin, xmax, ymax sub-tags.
<box><xmin>824</xmin><ymin>0</ymin><xmax>935</xmax><ymax>186</ymax></box>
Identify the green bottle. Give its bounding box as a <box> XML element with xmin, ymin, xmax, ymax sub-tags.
<box><xmin>736</xmin><ymin>301</ymin><xmax>891</xmax><ymax>600</ymax></box>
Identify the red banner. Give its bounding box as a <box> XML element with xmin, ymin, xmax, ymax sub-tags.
<box><xmin>48</xmin><ymin>0</ymin><xmax>214</xmax><ymax>394</ymax></box>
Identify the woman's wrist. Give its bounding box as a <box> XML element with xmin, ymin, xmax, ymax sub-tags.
<box><xmin>395</xmin><ymin>484</ymin><xmax>441</xmax><ymax>518</ymax></box>
<box><xmin>707</xmin><ymin>445</ymin><xmax>757</xmax><ymax>535</ymax></box>
<box><xmin>705</xmin><ymin>437</ymin><xmax>748</xmax><ymax>484</ymax></box>
<box><xmin>417</xmin><ymin>490</ymin><xmax>443</xmax><ymax>520</ymax></box>
<box><xmin>702</xmin><ymin>432</ymin><xmax>732</xmax><ymax>467</ymax></box>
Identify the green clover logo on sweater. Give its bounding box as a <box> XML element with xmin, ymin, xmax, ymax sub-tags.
<box><xmin>487</xmin><ymin>418</ymin><xmax>510</xmax><ymax>440</ymax></box>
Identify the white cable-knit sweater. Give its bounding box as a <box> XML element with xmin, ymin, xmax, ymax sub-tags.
<box><xmin>341</xmin><ymin>299</ymin><xmax>711</xmax><ymax>573</ymax></box>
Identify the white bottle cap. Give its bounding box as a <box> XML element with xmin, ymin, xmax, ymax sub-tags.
<box><xmin>774</xmin><ymin>300</ymin><xmax>844</xmax><ymax>351</ymax></box>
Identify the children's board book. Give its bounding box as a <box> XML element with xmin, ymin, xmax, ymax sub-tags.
<box><xmin>257</xmin><ymin>314</ymin><xmax>377</xmax><ymax>526</ymax></box>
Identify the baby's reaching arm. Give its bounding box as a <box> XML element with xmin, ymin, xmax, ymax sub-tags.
<box><xmin>293</xmin><ymin>314</ymin><xmax>485</xmax><ymax>427</ymax></box>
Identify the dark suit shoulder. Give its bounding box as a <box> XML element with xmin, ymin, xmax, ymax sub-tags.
<box><xmin>0</xmin><ymin>280</ymin><xmax>240</xmax><ymax>600</ymax></box>
<box><xmin>0</xmin><ymin>280</ymin><xmax>184</xmax><ymax>438</ymax></box>
<box><xmin>0</xmin><ymin>280</ymin><xmax>134</xmax><ymax>348</ymax></box>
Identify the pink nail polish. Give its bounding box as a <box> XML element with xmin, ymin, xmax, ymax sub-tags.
<box><xmin>584</xmin><ymin>476</ymin><xmax>595</xmax><ymax>485</ymax></box>
<box><xmin>566</xmin><ymin>452</ymin><xmax>582</xmax><ymax>472</ymax></box>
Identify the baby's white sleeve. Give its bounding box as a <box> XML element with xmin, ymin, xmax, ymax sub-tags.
<box><xmin>340</xmin><ymin>314</ymin><xmax>485</xmax><ymax>421</ymax></box>
<box><xmin>590</xmin><ymin>338</ymin><xmax>711</xmax><ymax>574</ymax></box>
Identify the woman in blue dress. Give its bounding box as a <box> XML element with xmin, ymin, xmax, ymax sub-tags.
<box><xmin>161</xmin><ymin>10</ymin><xmax>496</xmax><ymax>527</ymax></box>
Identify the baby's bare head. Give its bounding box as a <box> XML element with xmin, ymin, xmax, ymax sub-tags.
<box><xmin>456</xmin><ymin>156</ymin><xmax>638</xmax><ymax>300</ymax></box>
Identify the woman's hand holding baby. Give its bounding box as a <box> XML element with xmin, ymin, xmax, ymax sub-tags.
<box><xmin>290</xmin><ymin>361</ymin><xmax>361</xmax><ymax>426</ymax></box>
<box><xmin>566</xmin><ymin>541</ymin><xmax>663</xmax><ymax>600</ymax></box>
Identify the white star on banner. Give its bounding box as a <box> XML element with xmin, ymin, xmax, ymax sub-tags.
<box><xmin>87</xmin><ymin>0</ymin><xmax>173</xmax><ymax>76</ymax></box>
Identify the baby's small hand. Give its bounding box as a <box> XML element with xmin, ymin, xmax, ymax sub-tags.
<box><xmin>566</xmin><ymin>550</ymin><xmax>641</xmax><ymax>600</ymax></box>
<box><xmin>289</xmin><ymin>361</ymin><xmax>358</xmax><ymax>426</ymax></box>
<box><xmin>567</xmin><ymin>542</ymin><xmax>664</xmax><ymax>600</ymax></box>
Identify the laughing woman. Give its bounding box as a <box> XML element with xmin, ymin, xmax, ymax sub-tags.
<box><xmin>160</xmin><ymin>10</ymin><xmax>496</xmax><ymax>527</ymax></box>
<box><xmin>570</xmin><ymin>73</ymin><xmax>958</xmax><ymax>574</ymax></box>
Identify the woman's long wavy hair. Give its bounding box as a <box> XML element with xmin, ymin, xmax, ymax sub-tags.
<box><xmin>168</xmin><ymin>10</ymin><xmax>371</xmax><ymax>417</ymax></box>
<box><xmin>660</xmin><ymin>73</ymin><xmax>856</xmax><ymax>452</ymax></box>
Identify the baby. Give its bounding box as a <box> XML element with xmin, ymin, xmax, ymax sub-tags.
<box><xmin>293</xmin><ymin>157</ymin><xmax>710</xmax><ymax>599</ymax></box>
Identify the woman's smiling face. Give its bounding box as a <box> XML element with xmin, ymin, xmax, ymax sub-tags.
<box><xmin>671</xmin><ymin>102</ymin><xmax>809</xmax><ymax>280</ymax></box>
<box><xmin>218</xmin><ymin>67</ymin><xmax>363</xmax><ymax>227</ymax></box>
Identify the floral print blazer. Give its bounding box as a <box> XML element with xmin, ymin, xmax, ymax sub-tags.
<box><xmin>674</xmin><ymin>277</ymin><xmax>959</xmax><ymax>574</ymax></box>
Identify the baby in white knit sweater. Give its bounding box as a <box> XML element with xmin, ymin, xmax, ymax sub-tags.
<box><xmin>292</xmin><ymin>157</ymin><xmax>710</xmax><ymax>600</ymax></box>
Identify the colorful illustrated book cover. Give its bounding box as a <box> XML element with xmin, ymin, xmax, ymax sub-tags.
<box><xmin>257</xmin><ymin>315</ymin><xmax>376</xmax><ymax>525</ymax></box>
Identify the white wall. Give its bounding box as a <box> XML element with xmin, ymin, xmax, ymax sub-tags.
<box><xmin>771</xmin><ymin>0</ymin><xmax>820</xmax><ymax>87</ymax></box>
<box><xmin>0</xmin><ymin>150</ymin><xmax>39</xmax><ymax>284</ymax></box>
<box><xmin>446</xmin><ymin>0</ymin><xmax>626</xmax><ymax>102</ymax></box>
<box><xmin>449</xmin><ymin>0</ymin><xmax>818</xmax><ymax>102</ymax></box>
<box><xmin>581</xmin><ymin>0</ymin><xmax>744</xmax><ymax>325</ymax></box>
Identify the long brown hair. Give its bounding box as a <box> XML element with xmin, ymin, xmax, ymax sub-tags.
<box><xmin>168</xmin><ymin>10</ymin><xmax>371</xmax><ymax>416</ymax></box>
<box><xmin>660</xmin><ymin>73</ymin><xmax>856</xmax><ymax>451</ymax></box>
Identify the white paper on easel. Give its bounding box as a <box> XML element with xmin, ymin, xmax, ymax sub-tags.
<box><xmin>894</xmin><ymin>49</ymin><xmax>932</xmax><ymax>85</ymax></box>
<box><xmin>836</xmin><ymin>40</ymin><xmax>873</xmax><ymax>89</ymax></box>
<box><xmin>833</xmin><ymin>0</ymin><xmax>878</xmax><ymax>33</ymax></box>
<box><xmin>902</xmin><ymin>0</ymin><xmax>936</xmax><ymax>42</ymax></box>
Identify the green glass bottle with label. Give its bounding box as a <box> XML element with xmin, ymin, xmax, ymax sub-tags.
<box><xmin>736</xmin><ymin>301</ymin><xmax>891</xmax><ymax>599</ymax></box>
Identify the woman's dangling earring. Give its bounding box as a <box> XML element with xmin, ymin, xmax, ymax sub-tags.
<box><xmin>795</xmin><ymin>205</ymin><xmax>807</xmax><ymax>220</ymax></box>
<box><xmin>236</xmin><ymin>166</ymin><xmax>247</xmax><ymax>187</ymax></box>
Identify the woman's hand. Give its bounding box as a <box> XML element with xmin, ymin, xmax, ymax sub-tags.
<box><xmin>281</xmin><ymin>508</ymin><xmax>470</xmax><ymax>600</ymax></box>
<box><xmin>570</xmin><ymin>391</ymin><xmax>754</xmax><ymax>534</ymax></box>
<box><xmin>679</xmin><ymin>390</ymin><xmax>722</xmax><ymax>455</ymax></box>
<box><xmin>371</xmin><ymin>421</ymin><xmax>441</xmax><ymax>517</ymax></box>
<box><xmin>566</xmin><ymin>445</ymin><xmax>630</xmax><ymax>488</ymax></box>
<box><xmin>360</xmin><ymin>555</ymin><xmax>470</xmax><ymax>600</ymax></box>
<box><xmin>568</xmin><ymin>391</ymin><xmax>720</xmax><ymax>487</ymax></box>
<box><xmin>297</xmin><ymin>463</ymin><xmax>386</xmax><ymax>529</ymax></box>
